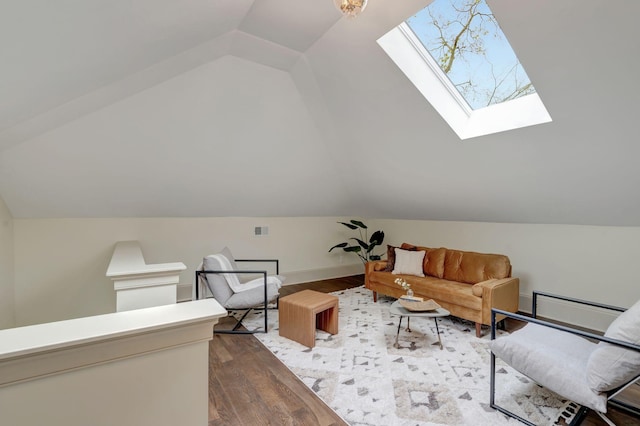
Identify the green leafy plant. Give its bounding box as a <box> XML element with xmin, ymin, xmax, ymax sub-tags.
<box><xmin>329</xmin><ymin>220</ymin><xmax>385</xmax><ymax>265</ymax></box>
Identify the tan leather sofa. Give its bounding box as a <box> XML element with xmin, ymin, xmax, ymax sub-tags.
<box><xmin>365</xmin><ymin>243</ymin><xmax>519</xmax><ymax>337</ymax></box>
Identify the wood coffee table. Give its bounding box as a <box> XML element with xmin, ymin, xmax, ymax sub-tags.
<box><xmin>279</xmin><ymin>290</ymin><xmax>339</xmax><ymax>348</ymax></box>
<box><xmin>389</xmin><ymin>300</ymin><xmax>450</xmax><ymax>350</ymax></box>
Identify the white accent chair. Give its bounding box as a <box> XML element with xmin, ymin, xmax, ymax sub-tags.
<box><xmin>489</xmin><ymin>292</ymin><xmax>640</xmax><ymax>426</ymax></box>
<box><xmin>195</xmin><ymin>247</ymin><xmax>282</xmax><ymax>334</ymax></box>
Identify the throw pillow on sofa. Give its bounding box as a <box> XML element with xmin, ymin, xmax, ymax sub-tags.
<box><xmin>401</xmin><ymin>243</ymin><xmax>446</xmax><ymax>278</ymax></box>
<box><xmin>384</xmin><ymin>244</ymin><xmax>416</xmax><ymax>272</ymax></box>
<box><xmin>392</xmin><ymin>248</ymin><xmax>426</xmax><ymax>277</ymax></box>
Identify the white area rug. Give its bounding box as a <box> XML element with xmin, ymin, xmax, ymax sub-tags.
<box><xmin>238</xmin><ymin>286</ymin><xmax>580</xmax><ymax>426</ymax></box>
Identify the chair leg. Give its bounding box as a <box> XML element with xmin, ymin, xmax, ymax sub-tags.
<box><xmin>475</xmin><ymin>322</ymin><xmax>482</xmax><ymax>337</ymax></box>
<box><xmin>373</xmin><ymin>291</ymin><xmax>378</xmax><ymax>302</ymax></box>
<box><xmin>215</xmin><ymin>308</ymin><xmax>268</xmax><ymax>334</ymax></box>
<box><xmin>263</xmin><ymin>302</ymin><xmax>268</xmax><ymax>334</ymax></box>
<box><xmin>595</xmin><ymin>411</ymin><xmax>616</xmax><ymax>426</ymax></box>
<box><xmin>497</xmin><ymin>319</ymin><xmax>506</xmax><ymax>331</ymax></box>
<box><xmin>568</xmin><ymin>406</ymin><xmax>589</xmax><ymax>426</ymax></box>
<box><xmin>232</xmin><ymin>309</ymin><xmax>253</xmax><ymax>331</ymax></box>
<box><xmin>260</xmin><ymin>294</ymin><xmax>281</xmax><ymax>333</ymax></box>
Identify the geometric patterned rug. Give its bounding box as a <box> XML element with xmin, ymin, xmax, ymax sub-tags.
<box><xmin>239</xmin><ymin>286</ymin><xmax>581</xmax><ymax>425</ymax></box>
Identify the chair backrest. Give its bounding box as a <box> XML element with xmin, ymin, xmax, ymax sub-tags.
<box><xmin>201</xmin><ymin>255</ymin><xmax>235</xmax><ymax>306</ymax></box>
<box><xmin>586</xmin><ymin>298</ymin><xmax>640</xmax><ymax>393</ymax></box>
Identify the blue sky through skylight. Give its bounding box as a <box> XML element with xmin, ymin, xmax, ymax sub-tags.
<box><xmin>405</xmin><ymin>0</ymin><xmax>535</xmax><ymax>110</ymax></box>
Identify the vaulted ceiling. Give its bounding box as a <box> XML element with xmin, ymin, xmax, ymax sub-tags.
<box><xmin>1</xmin><ymin>0</ymin><xmax>639</xmax><ymax>225</ymax></box>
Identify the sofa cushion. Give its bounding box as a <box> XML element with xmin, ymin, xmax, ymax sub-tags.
<box><xmin>366</xmin><ymin>272</ymin><xmax>482</xmax><ymax>310</ymax></box>
<box><xmin>443</xmin><ymin>250</ymin><xmax>511</xmax><ymax>284</ymax></box>
<box><xmin>413</xmin><ymin>276</ymin><xmax>482</xmax><ymax>309</ymax></box>
<box><xmin>426</xmin><ymin>248</ymin><xmax>446</xmax><ymax>278</ymax></box>
<box><xmin>401</xmin><ymin>243</ymin><xmax>446</xmax><ymax>278</ymax></box>
<box><xmin>392</xmin><ymin>248</ymin><xmax>425</xmax><ymax>277</ymax></box>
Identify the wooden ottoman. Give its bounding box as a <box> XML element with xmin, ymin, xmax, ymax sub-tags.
<box><xmin>278</xmin><ymin>290</ymin><xmax>339</xmax><ymax>348</ymax></box>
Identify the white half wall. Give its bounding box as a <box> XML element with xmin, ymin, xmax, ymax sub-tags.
<box><xmin>13</xmin><ymin>217</ymin><xmax>363</xmax><ymax>326</ymax></box>
<box><xmin>0</xmin><ymin>196</ymin><xmax>14</xmax><ymax>329</ymax></box>
<box><xmin>373</xmin><ymin>219</ymin><xmax>640</xmax><ymax>331</ymax></box>
<box><xmin>0</xmin><ymin>299</ymin><xmax>224</xmax><ymax>426</ymax></box>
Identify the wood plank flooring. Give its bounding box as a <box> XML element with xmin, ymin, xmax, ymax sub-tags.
<box><xmin>207</xmin><ymin>275</ymin><xmax>640</xmax><ymax>425</ymax></box>
<box><xmin>208</xmin><ymin>276</ymin><xmax>360</xmax><ymax>426</ymax></box>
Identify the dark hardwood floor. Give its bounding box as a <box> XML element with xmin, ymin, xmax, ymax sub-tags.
<box><xmin>207</xmin><ymin>275</ymin><xmax>640</xmax><ymax>425</ymax></box>
<box><xmin>208</xmin><ymin>276</ymin><xmax>360</xmax><ymax>426</ymax></box>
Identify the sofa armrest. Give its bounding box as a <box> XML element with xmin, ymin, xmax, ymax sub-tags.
<box><xmin>365</xmin><ymin>261</ymin><xmax>387</xmax><ymax>297</ymax></box>
<box><xmin>477</xmin><ymin>277</ymin><xmax>520</xmax><ymax>325</ymax></box>
<box><xmin>366</xmin><ymin>260</ymin><xmax>387</xmax><ymax>274</ymax></box>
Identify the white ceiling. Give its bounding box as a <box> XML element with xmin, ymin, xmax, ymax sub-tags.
<box><xmin>1</xmin><ymin>0</ymin><xmax>639</xmax><ymax>225</ymax></box>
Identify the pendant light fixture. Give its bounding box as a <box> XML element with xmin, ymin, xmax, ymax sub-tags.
<box><xmin>334</xmin><ymin>0</ymin><xmax>368</xmax><ymax>18</ymax></box>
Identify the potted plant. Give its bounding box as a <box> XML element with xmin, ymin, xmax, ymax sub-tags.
<box><xmin>329</xmin><ymin>220</ymin><xmax>384</xmax><ymax>265</ymax></box>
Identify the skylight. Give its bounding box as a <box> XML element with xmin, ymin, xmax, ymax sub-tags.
<box><xmin>378</xmin><ymin>0</ymin><xmax>551</xmax><ymax>139</ymax></box>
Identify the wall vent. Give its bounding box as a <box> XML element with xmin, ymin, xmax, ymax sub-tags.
<box><xmin>254</xmin><ymin>226</ymin><xmax>269</xmax><ymax>236</ymax></box>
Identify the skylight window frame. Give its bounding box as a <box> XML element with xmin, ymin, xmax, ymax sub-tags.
<box><xmin>398</xmin><ymin>22</ymin><xmax>473</xmax><ymax>117</ymax></box>
<box><xmin>377</xmin><ymin>12</ymin><xmax>552</xmax><ymax>140</ymax></box>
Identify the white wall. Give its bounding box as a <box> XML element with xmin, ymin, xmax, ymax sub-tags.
<box><xmin>0</xmin><ymin>196</ymin><xmax>14</xmax><ymax>329</ymax></box>
<box><xmin>373</xmin><ymin>219</ymin><xmax>640</xmax><ymax>331</ymax></box>
<box><xmin>14</xmin><ymin>215</ymin><xmax>640</xmax><ymax>331</ymax></box>
<box><xmin>13</xmin><ymin>217</ymin><xmax>362</xmax><ymax>326</ymax></box>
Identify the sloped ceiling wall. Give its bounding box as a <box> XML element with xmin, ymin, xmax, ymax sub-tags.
<box><xmin>304</xmin><ymin>0</ymin><xmax>640</xmax><ymax>225</ymax></box>
<box><xmin>0</xmin><ymin>55</ymin><xmax>352</xmax><ymax>217</ymax></box>
<box><xmin>1</xmin><ymin>0</ymin><xmax>639</xmax><ymax>225</ymax></box>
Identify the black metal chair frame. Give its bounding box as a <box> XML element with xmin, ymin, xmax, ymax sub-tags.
<box><xmin>195</xmin><ymin>258</ymin><xmax>279</xmax><ymax>334</ymax></box>
<box><xmin>490</xmin><ymin>291</ymin><xmax>640</xmax><ymax>426</ymax></box>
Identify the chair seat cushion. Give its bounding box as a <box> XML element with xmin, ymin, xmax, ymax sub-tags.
<box><xmin>225</xmin><ymin>281</ymin><xmax>280</xmax><ymax>310</ymax></box>
<box><xmin>489</xmin><ymin>323</ymin><xmax>606</xmax><ymax>412</ymax></box>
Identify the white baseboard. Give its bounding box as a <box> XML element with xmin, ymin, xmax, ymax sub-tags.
<box><xmin>176</xmin><ymin>264</ymin><xmax>364</xmax><ymax>302</ymax></box>
<box><xmin>518</xmin><ymin>293</ymin><xmax>620</xmax><ymax>333</ymax></box>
